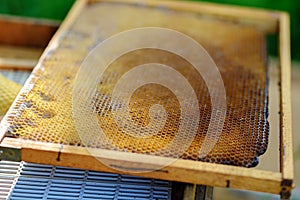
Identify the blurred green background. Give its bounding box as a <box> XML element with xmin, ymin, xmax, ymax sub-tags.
<box><xmin>0</xmin><ymin>0</ymin><xmax>299</xmax><ymax>61</ymax></box>
<box><xmin>0</xmin><ymin>0</ymin><xmax>75</xmax><ymax>21</ymax></box>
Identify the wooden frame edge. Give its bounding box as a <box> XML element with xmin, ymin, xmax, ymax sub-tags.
<box><xmin>0</xmin><ymin>46</ymin><xmax>43</xmax><ymax>70</ymax></box>
<box><xmin>278</xmin><ymin>12</ymin><xmax>294</xmax><ymax>198</ymax></box>
<box><xmin>1</xmin><ymin>138</ymin><xmax>283</xmax><ymax>195</ymax></box>
<box><xmin>0</xmin><ymin>14</ymin><xmax>59</xmax><ymax>48</ymax></box>
<box><xmin>38</xmin><ymin>0</ymin><xmax>87</xmax><ymax>63</ymax></box>
<box><xmin>91</xmin><ymin>0</ymin><xmax>280</xmax><ymax>34</ymax></box>
<box><xmin>0</xmin><ymin>58</ymin><xmax>37</xmax><ymax>70</ymax></box>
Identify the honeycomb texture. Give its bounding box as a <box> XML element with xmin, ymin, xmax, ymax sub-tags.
<box><xmin>0</xmin><ymin>73</ymin><xmax>22</xmax><ymax>116</ymax></box>
<box><xmin>2</xmin><ymin>2</ymin><xmax>269</xmax><ymax>167</ymax></box>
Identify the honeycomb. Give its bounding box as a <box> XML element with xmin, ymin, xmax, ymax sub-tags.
<box><xmin>3</xmin><ymin>2</ymin><xmax>269</xmax><ymax>167</ymax></box>
<box><xmin>0</xmin><ymin>73</ymin><xmax>22</xmax><ymax>117</ymax></box>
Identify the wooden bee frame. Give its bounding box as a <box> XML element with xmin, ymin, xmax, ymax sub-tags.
<box><xmin>0</xmin><ymin>0</ymin><xmax>294</xmax><ymax>198</ymax></box>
